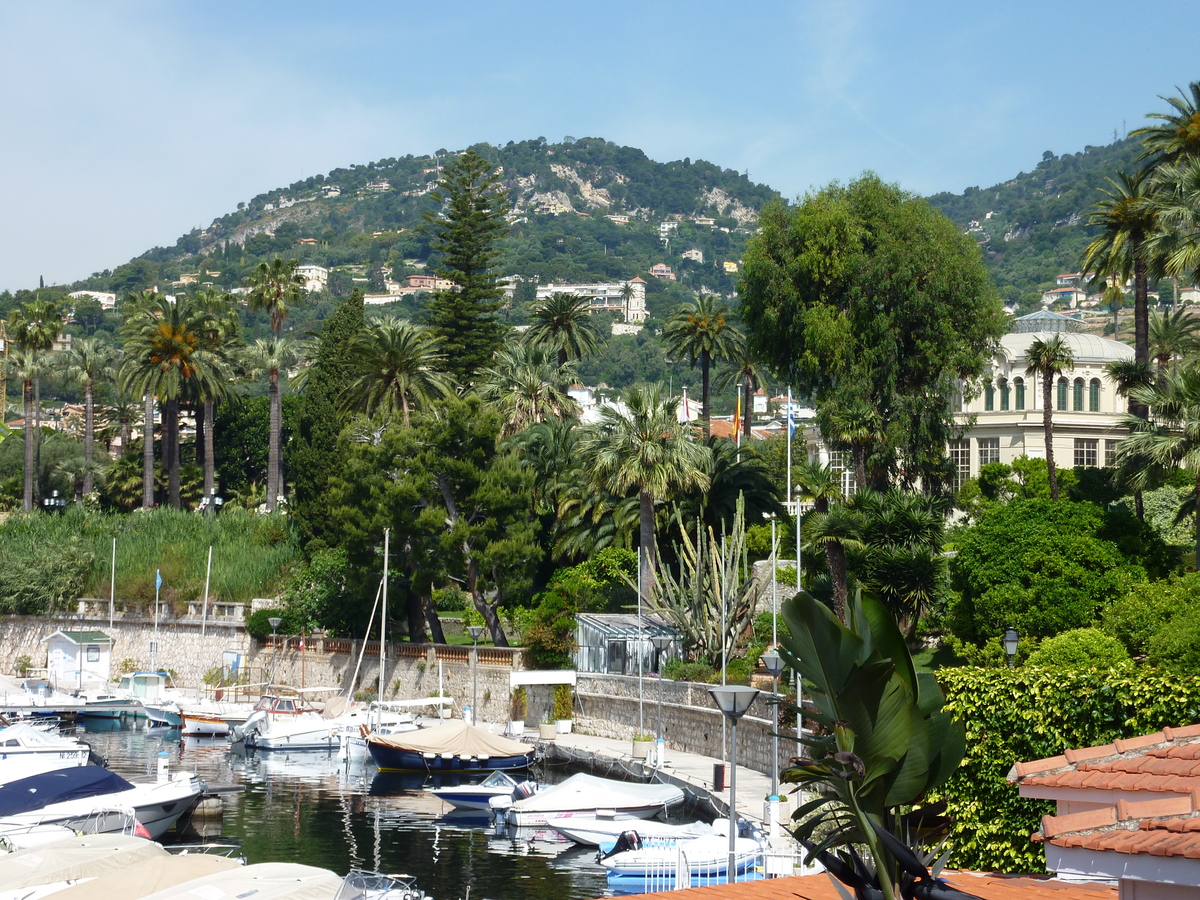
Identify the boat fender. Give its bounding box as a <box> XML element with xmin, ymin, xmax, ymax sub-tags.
<box><xmin>134</xmin><ymin>820</ymin><xmax>152</xmax><ymax>839</ymax></box>
<box><xmin>598</xmin><ymin>830</ymin><xmax>642</xmax><ymax>862</ymax></box>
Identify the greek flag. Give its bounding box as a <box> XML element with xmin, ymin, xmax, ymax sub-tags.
<box><xmin>155</xmin><ymin>570</ymin><xmax>162</xmax><ymax>590</ymax></box>
<box><xmin>787</xmin><ymin>388</ymin><xmax>795</xmax><ymax>438</ymax></box>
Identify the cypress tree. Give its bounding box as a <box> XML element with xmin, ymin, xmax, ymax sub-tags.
<box><xmin>422</xmin><ymin>149</ymin><xmax>508</xmax><ymax>382</ymax></box>
<box><xmin>290</xmin><ymin>290</ymin><xmax>365</xmax><ymax>551</ymax></box>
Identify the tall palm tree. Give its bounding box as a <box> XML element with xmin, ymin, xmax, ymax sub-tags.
<box><xmin>662</xmin><ymin>295</ymin><xmax>744</xmax><ymax>438</ymax></box>
<box><xmin>192</xmin><ymin>290</ymin><xmax>240</xmax><ymax>498</ymax></box>
<box><xmin>1120</xmin><ymin>362</ymin><xmax>1200</xmax><ymax>570</ymax></box>
<box><xmin>1149</xmin><ymin>308</ymin><xmax>1200</xmax><ymax>378</ymax></box>
<box><xmin>803</xmin><ymin>505</ymin><xmax>864</xmax><ymax>623</ymax></box>
<box><xmin>1132</xmin><ymin>81</ymin><xmax>1200</xmax><ymax>164</ymax></box>
<box><xmin>341</xmin><ymin>318</ymin><xmax>455</xmax><ymax>426</ymax></box>
<box><xmin>1024</xmin><ymin>335</ymin><xmax>1075</xmax><ymax>500</ymax></box>
<box><xmin>829</xmin><ymin>402</ymin><xmax>882</xmax><ymax>492</ymax></box>
<box><xmin>60</xmin><ymin>337</ymin><xmax>115</xmax><ymax>496</ymax></box>
<box><xmin>247</xmin><ymin>257</ymin><xmax>305</xmax><ymax>337</ymax></box>
<box><xmin>1107</xmin><ymin>358</ymin><xmax>1156</xmax><ymax>520</ymax></box>
<box><xmin>9</xmin><ymin>299</ymin><xmax>63</xmax><ymax>507</ymax></box>
<box><xmin>619</xmin><ymin>282</ymin><xmax>636</xmax><ymax>321</ymax></box>
<box><xmin>476</xmin><ymin>343</ymin><xmax>577</xmax><ymax>437</ymax></box>
<box><xmin>243</xmin><ymin>338</ymin><xmax>298</xmax><ymax>512</ymax></box>
<box><xmin>578</xmin><ymin>384</ymin><xmax>710</xmax><ymax>599</ymax></box>
<box><xmin>9</xmin><ymin>350</ymin><xmax>44</xmax><ymax>511</ymax></box>
<box><xmin>525</xmin><ymin>293</ymin><xmax>605</xmax><ymax>367</ymax></box>
<box><xmin>1142</xmin><ymin>156</ymin><xmax>1200</xmax><ymax>284</ymax></box>
<box><xmin>1081</xmin><ymin>169</ymin><xmax>1158</xmax><ymax>368</ymax></box>
<box><xmin>794</xmin><ymin>457</ymin><xmax>848</xmax><ymax>609</ymax></box>
<box><xmin>120</xmin><ymin>294</ymin><xmax>222</xmax><ymax>509</ymax></box>
<box><xmin>715</xmin><ymin>346</ymin><xmax>766</xmax><ymax>443</ymax></box>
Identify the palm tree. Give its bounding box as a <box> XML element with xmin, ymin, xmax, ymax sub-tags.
<box><xmin>662</xmin><ymin>295</ymin><xmax>744</xmax><ymax>438</ymax></box>
<box><xmin>715</xmin><ymin>346</ymin><xmax>766</xmax><ymax>443</ymax></box>
<box><xmin>192</xmin><ymin>290</ymin><xmax>240</xmax><ymax>498</ymax></box>
<box><xmin>525</xmin><ymin>292</ymin><xmax>606</xmax><ymax>368</ymax></box>
<box><xmin>1080</xmin><ymin>169</ymin><xmax>1158</xmax><ymax>368</ymax></box>
<box><xmin>341</xmin><ymin>318</ymin><xmax>455</xmax><ymax>426</ymax></box>
<box><xmin>619</xmin><ymin>282</ymin><xmax>636</xmax><ymax>321</ymax></box>
<box><xmin>578</xmin><ymin>385</ymin><xmax>710</xmax><ymax>599</ymax></box>
<box><xmin>9</xmin><ymin>350</ymin><xmax>44</xmax><ymax>511</ymax></box>
<box><xmin>1024</xmin><ymin>335</ymin><xmax>1075</xmax><ymax>500</ymax></box>
<box><xmin>1107</xmin><ymin>357</ymin><xmax>1156</xmax><ymax>520</ymax></box>
<box><xmin>247</xmin><ymin>257</ymin><xmax>305</xmax><ymax>337</ymax></box>
<box><xmin>477</xmin><ymin>343</ymin><xmax>577</xmax><ymax>437</ymax></box>
<box><xmin>1149</xmin><ymin>308</ymin><xmax>1200</xmax><ymax>378</ymax></box>
<box><xmin>1132</xmin><ymin>82</ymin><xmax>1200</xmax><ymax>164</ymax></box>
<box><xmin>803</xmin><ymin>506</ymin><xmax>864</xmax><ymax>623</ymax></box>
<box><xmin>243</xmin><ymin>338</ymin><xmax>298</xmax><ymax>512</ymax></box>
<box><xmin>60</xmin><ymin>337</ymin><xmax>115</xmax><ymax>497</ymax></box>
<box><xmin>1142</xmin><ymin>156</ymin><xmax>1200</xmax><ymax>285</ymax></box>
<box><xmin>829</xmin><ymin>402</ymin><xmax>882</xmax><ymax>491</ymax></box>
<box><xmin>9</xmin><ymin>299</ymin><xmax>62</xmax><ymax>507</ymax></box>
<box><xmin>1120</xmin><ymin>362</ymin><xmax>1200</xmax><ymax>569</ymax></box>
<box><xmin>120</xmin><ymin>294</ymin><xmax>222</xmax><ymax>509</ymax></box>
<box><xmin>794</xmin><ymin>457</ymin><xmax>848</xmax><ymax>611</ymax></box>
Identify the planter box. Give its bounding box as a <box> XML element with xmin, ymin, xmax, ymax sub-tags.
<box><xmin>538</xmin><ymin>723</ymin><xmax>557</xmax><ymax>740</ymax></box>
<box><xmin>507</xmin><ymin>719</ymin><xmax>524</xmax><ymax>736</ymax></box>
<box><xmin>631</xmin><ymin>740</ymin><xmax>652</xmax><ymax>759</ymax></box>
<box><xmin>556</xmin><ymin>719</ymin><xmax>572</xmax><ymax>735</ymax></box>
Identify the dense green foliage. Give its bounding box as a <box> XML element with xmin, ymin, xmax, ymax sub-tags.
<box><xmin>935</xmin><ymin>666</ymin><xmax>1200</xmax><ymax>872</ymax></box>
<box><xmin>1024</xmin><ymin>627</ymin><xmax>1129</xmax><ymax>668</ymax></box>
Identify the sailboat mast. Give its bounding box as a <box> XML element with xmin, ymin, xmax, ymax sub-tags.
<box><xmin>379</xmin><ymin>529</ymin><xmax>389</xmax><ymax>701</ymax></box>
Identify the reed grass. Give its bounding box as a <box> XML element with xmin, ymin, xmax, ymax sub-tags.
<box><xmin>0</xmin><ymin>507</ymin><xmax>300</xmax><ymax>611</ymax></box>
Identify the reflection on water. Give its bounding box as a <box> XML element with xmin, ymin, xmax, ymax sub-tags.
<box><xmin>77</xmin><ymin>720</ymin><xmax>612</xmax><ymax>900</ymax></box>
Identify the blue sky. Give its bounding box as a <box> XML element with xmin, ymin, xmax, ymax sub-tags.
<box><xmin>1</xmin><ymin>1</ymin><xmax>1197</xmax><ymax>292</ymax></box>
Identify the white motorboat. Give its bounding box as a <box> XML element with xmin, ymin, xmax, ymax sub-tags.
<box><xmin>132</xmin><ymin>862</ymin><xmax>343</xmax><ymax>900</ymax></box>
<box><xmin>599</xmin><ymin>831</ymin><xmax>762</xmax><ymax>878</ymax></box>
<box><xmin>335</xmin><ymin>697</ymin><xmax>451</xmax><ymax>761</ymax></box>
<box><xmin>0</xmin><ymin>723</ymin><xmax>93</xmax><ymax>784</ymax></box>
<box><xmin>180</xmin><ymin>698</ymin><xmax>257</xmax><ymax>737</ymax></box>
<box><xmin>0</xmin><ymin>766</ymin><xmax>203</xmax><ymax>841</ymax></box>
<box><xmin>430</xmin><ymin>770</ymin><xmax>538</xmax><ymax>811</ymax></box>
<box><xmin>490</xmin><ymin>773</ymin><xmax>684</xmax><ymax>827</ymax></box>
<box><xmin>0</xmin><ymin>833</ymin><xmax>168</xmax><ymax>897</ymax></box>
<box><xmin>551</xmin><ymin>815</ymin><xmax>713</xmax><ymax>847</ymax></box>
<box><xmin>39</xmin><ymin>852</ymin><xmax>240</xmax><ymax>900</ymax></box>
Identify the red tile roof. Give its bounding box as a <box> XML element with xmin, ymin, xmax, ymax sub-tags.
<box><xmin>1011</xmin><ymin>725</ymin><xmax>1200</xmax><ymax>796</ymax></box>
<box><xmin>602</xmin><ymin>871</ymin><xmax>1114</xmax><ymax>900</ymax></box>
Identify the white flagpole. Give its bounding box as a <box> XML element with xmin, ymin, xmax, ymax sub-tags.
<box><xmin>108</xmin><ymin>538</ymin><xmax>116</xmax><ymax>630</ymax></box>
<box><xmin>201</xmin><ymin>545</ymin><xmax>213</xmax><ymax>640</ymax></box>
<box><xmin>380</xmin><ymin>529</ymin><xmax>389</xmax><ymax>702</ymax></box>
<box><xmin>152</xmin><ymin>570</ymin><xmax>160</xmax><ymax>672</ymax></box>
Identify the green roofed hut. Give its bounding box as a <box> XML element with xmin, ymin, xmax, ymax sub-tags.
<box><xmin>43</xmin><ymin>630</ymin><xmax>113</xmax><ymax>692</ymax></box>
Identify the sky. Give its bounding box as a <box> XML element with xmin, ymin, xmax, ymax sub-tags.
<box><xmin>1</xmin><ymin>0</ymin><xmax>1197</xmax><ymax>292</ymax></box>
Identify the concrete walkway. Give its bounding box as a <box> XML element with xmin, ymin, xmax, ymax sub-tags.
<box><xmin>537</xmin><ymin>730</ymin><xmax>792</xmax><ymax>832</ymax></box>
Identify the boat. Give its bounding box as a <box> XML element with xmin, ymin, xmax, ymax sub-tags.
<box><xmin>551</xmin><ymin>814</ymin><xmax>713</xmax><ymax>847</ymax></box>
<box><xmin>0</xmin><ymin>834</ymin><xmax>168</xmax><ymax>895</ymax></box>
<box><xmin>75</xmin><ymin>689</ymin><xmax>141</xmax><ymax>720</ymax></box>
<box><xmin>128</xmin><ymin>862</ymin><xmax>343</xmax><ymax>900</ymax></box>
<box><xmin>0</xmin><ymin>766</ymin><xmax>203</xmax><ymax>840</ymax></box>
<box><xmin>238</xmin><ymin>692</ymin><xmax>340</xmax><ymax>752</ymax></box>
<box><xmin>114</xmin><ymin>673</ymin><xmax>195</xmax><ymax>726</ymax></box>
<box><xmin>335</xmin><ymin>697</ymin><xmax>452</xmax><ymax>761</ymax></box>
<box><xmin>180</xmin><ymin>697</ymin><xmax>258</xmax><ymax>737</ymax></box>
<box><xmin>598</xmin><ymin>830</ymin><xmax>763</xmax><ymax>879</ymax></box>
<box><xmin>366</xmin><ymin>719</ymin><xmax>534</xmax><ymax>773</ymax></box>
<box><xmin>39</xmin><ymin>852</ymin><xmax>241</xmax><ymax>900</ymax></box>
<box><xmin>430</xmin><ymin>770</ymin><xmax>539</xmax><ymax>811</ymax></box>
<box><xmin>489</xmin><ymin>773</ymin><xmax>684</xmax><ymax>827</ymax></box>
<box><xmin>0</xmin><ymin>722</ymin><xmax>94</xmax><ymax>784</ymax></box>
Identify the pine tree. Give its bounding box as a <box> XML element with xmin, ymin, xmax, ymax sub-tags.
<box><xmin>290</xmin><ymin>291</ymin><xmax>366</xmax><ymax>551</ymax></box>
<box><xmin>422</xmin><ymin>149</ymin><xmax>508</xmax><ymax>382</ymax></box>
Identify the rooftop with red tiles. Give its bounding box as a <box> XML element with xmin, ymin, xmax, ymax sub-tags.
<box><xmin>601</xmin><ymin>871</ymin><xmax>1116</xmax><ymax>900</ymax></box>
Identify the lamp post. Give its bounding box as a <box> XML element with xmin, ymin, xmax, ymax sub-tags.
<box><xmin>467</xmin><ymin>625</ymin><xmax>485</xmax><ymax>726</ymax></box>
<box><xmin>200</xmin><ymin>487</ymin><xmax>224</xmax><ymax>518</ymax></box>
<box><xmin>1004</xmin><ymin>626</ymin><xmax>1019</xmax><ymax>668</ymax></box>
<box><xmin>650</xmin><ymin>633</ymin><xmax>672</xmax><ymax>747</ymax></box>
<box><xmin>41</xmin><ymin>490</ymin><xmax>66</xmax><ymax>513</ymax></box>
<box><xmin>707</xmin><ymin>685</ymin><xmax>760</xmax><ymax>883</ymax></box>
<box><xmin>760</xmin><ymin>649</ymin><xmax>785</xmax><ymax>797</ymax></box>
<box><xmin>269</xmin><ymin>616</ymin><xmax>282</xmax><ymax>685</ymax></box>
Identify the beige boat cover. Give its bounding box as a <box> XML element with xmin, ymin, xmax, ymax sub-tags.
<box><xmin>51</xmin><ymin>853</ymin><xmax>240</xmax><ymax>900</ymax></box>
<box><xmin>368</xmin><ymin>718</ymin><xmax>532</xmax><ymax>758</ymax></box>
<box><xmin>0</xmin><ymin>834</ymin><xmax>167</xmax><ymax>890</ymax></box>
<box><xmin>136</xmin><ymin>862</ymin><xmax>343</xmax><ymax>900</ymax></box>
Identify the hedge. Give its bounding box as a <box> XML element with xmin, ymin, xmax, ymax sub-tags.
<box><xmin>933</xmin><ymin>665</ymin><xmax>1200</xmax><ymax>872</ymax></box>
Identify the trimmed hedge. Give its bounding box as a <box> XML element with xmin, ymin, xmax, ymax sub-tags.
<box><xmin>933</xmin><ymin>665</ymin><xmax>1200</xmax><ymax>872</ymax></box>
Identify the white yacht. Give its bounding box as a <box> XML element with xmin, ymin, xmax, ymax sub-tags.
<box><xmin>0</xmin><ymin>723</ymin><xmax>93</xmax><ymax>784</ymax></box>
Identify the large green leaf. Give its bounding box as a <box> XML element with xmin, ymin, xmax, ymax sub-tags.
<box><xmin>922</xmin><ymin>709</ymin><xmax>966</xmax><ymax>792</ymax></box>
<box><xmin>883</xmin><ymin>703</ymin><xmax>933</xmax><ymax>806</ymax></box>
<box><xmin>839</xmin><ymin>662</ymin><xmax>913</xmax><ymax>786</ymax></box>
<box><xmin>859</xmin><ymin>589</ymin><xmax>918</xmax><ymax>697</ymax></box>
<box><xmin>781</xmin><ymin>591</ymin><xmax>865</xmax><ymax>706</ymax></box>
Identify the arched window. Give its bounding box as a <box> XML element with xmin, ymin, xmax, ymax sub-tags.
<box><xmin>999</xmin><ymin>377</ymin><xmax>1010</xmax><ymax>411</ymax></box>
<box><xmin>1073</xmin><ymin>378</ymin><xmax>1085</xmax><ymax>411</ymax></box>
<box><xmin>1015</xmin><ymin>377</ymin><xmax>1026</xmax><ymax>410</ymax></box>
<box><xmin>984</xmin><ymin>382</ymin><xmax>995</xmax><ymax>411</ymax></box>
<box><xmin>1057</xmin><ymin>377</ymin><xmax>1068</xmax><ymax>411</ymax></box>
<box><xmin>1089</xmin><ymin>378</ymin><xmax>1101</xmax><ymax>412</ymax></box>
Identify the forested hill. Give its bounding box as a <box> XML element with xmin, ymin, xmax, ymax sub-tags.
<box><xmin>926</xmin><ymin>137</ymin><xmax>1145</xmax><ymax>308</ymax></box>
<box><xmin>62</xmin><ymin>137</ymin><xmax>779</xmax><ymax>318</ymax></box>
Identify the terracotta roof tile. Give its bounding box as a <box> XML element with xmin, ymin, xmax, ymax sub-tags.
<box><xmin>1015</xmin><ymin>755</ymin><xmax>1069</xmax><ymax>777</ymax></box>
<box><xmin>1065</xmin><ymin>744</ymin><xmax>1116</xmax><ymax>764</ymax></box>
<box><xmin>601</xmin><ymin>871</ymin><xmax>1116</xmax><ymax>900</ymax></box>
<box><xmin>1116</xmin><ymin>795</ymin><xmax>1193</xmax><ymax>820</ymax></box>
<box><xmin>1042</xmin><ymin>808</ymin><xmax>1117</xmax><ymax>838</ymax></box>
<box><xmin>1114</xmin><ymin>732</ymin><xmax>1165</xmax><ymax>753</ymax></box>
<box><xmin>1165</xmin><ymin>724</ymin><xmax>1200</xmax><ymax>741</ymax></box>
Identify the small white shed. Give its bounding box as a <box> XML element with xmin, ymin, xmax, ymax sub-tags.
<box><xmin>44</xmin><ymin>630</ymin><xmax>113</xmax><ymax>692</ymax></box>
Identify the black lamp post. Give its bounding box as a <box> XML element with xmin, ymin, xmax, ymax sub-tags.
<box><xmin>1004</xmin><ymin>626</ymin><xmax>1019</xmax><ymax>668</ymax></box>
<box><xmin>467</xmin><ymin>625</ymin><xmax>485</xmax><ymax>726</ymax></box>
<box><xmin>42</xmin><ymin>489</ymin><xmax>66</xmax><ymax>513</ymax></box>
<box><xmin>650</xmin><ymin>633</ymin><xmax>672</xmax><ymax>749</ymax></box>
<box><xmin>707</xmin><ymin>684</ymin><xmax>760</xmax><ymax>882</ymax></box>
<box><xmin>760</xmin><ymin>649</ymin><xmax>785</xmax><ymax>797</ymax></box>
<box><xmin>269</xmin><ymin>616</ymin><xmax>282</xmax><ymax>685</ymax></box>
<box><xmin>200</xmin><ymin>487</ymin><xmax>224</xmax><ymax>518</ymax></box>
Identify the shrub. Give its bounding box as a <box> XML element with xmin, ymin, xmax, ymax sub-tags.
<box><xmin>509</xmin><ymin>687</ymin><xmax>527</xmax><ymax>721</ymax></box>
<box><xmin>246</xmin><ymin>608</ymin><xmax>291</xmax><ymax>641</ymax></box>
<box><xmin>1025</xmin><ymin>628</ymin><xmax>1128</xmax><ymax>669</ymax></box>
<box><xmin>1102</xmin><ymin>575</ymin><xmax>1200</xmax><ymax>656</ymax></box>
<box><xmin>662</xmin><ymin>659</ymin><xmax>716</xmax><ymax>683</ymax></box>
<box><xmin>1148</xmin><ymin>605</ymin><xmax>1200</xmax><ymax>672</ymax></box>
<box><xmin>522</xmin><ymin>592</ymin><xmax>576</xmax><ymax>669</ymax></box>
<box><xmin>553</xmin><ymin>684</ymin><xmax>573</xmax><ymax>719</ymax></box>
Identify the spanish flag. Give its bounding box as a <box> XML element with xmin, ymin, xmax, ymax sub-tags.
<box><xmin>734</xmin><ymin>391</ymin><xmax>742</xmax><ymax>443</ymax></box>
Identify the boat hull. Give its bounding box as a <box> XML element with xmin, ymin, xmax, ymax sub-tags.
<box><xmin>144</xmin><ymin>705</ymin><xmax>183</xmax><ymax>728</ymax></box>
<box><xmin>510</xmin><ymin>805</ymin><xmax>664</xmax><ymax>828</ymax></box>
<box><xmin>182</xmin><ymin>713</ymin><xmax>230</xmax><ymax>737</ymax></box>
<box><xmin>368</xmin><ymin>744</ymin><xmax>532</xmax><ymax>773</ymax></box>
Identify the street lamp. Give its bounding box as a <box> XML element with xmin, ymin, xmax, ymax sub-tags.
<box><xmin>760</xmin><ymin>649</ymin><xmax>785</xmax><ymax>797</ymax></box>
<box><xmin>268</xmin><ymin>617</ymin><xmax>282</xmax><ymax>685</ymax></box>
<box><xmin>650</xmin><ymin>633</ymin><xmax>673</xmax><ymax>751</ymax></box>
<box><xmin>467</xmin><ymin>625</ymin><xmax>485</xmax><ymax>726</ymax></box>
<box><xmin>1004</xmin><ymin>627</ymin><xmax>1019</xmax><ymax>668</ymax></box>
<box><xmin>200</xmin><ymin>487</ymin><xmax>224</xmax><ymax>518</ymax></box>
<box><xmin>41</xmin><ymin>490</ymin><xmax>66</xmax><ymax>513</ymax></box>
<box><xmin>707</xmin><ymin>684</ymin><xmax>760</xmax><ymax>883</ymax></box>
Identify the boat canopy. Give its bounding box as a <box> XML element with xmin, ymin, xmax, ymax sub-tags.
<box><xmin>52</xmin><ymin>853</ymin><xmax>240</xmax><ymax>900</ymax></box>
<box><xmin>509</xmin><ymin>773</ymin><xmax>683</xmax><ymax>814</ymax></box>
<box><xmin>0</xmin><ymin>834</ymin><xmax>167</xmax><ymax>891</ymax></box>
<box><xmin>0</xmin><ymin>722</ymin><xmax>82</xmax><ymax>750</ymax></box>
<box><xmin>368</xmin><ymin>719</ymin><xmax>532</xmax><ymax>759</ymax></box>
<box><xmin>0</xmin><ymin>766</ymin><xmax>133</xmax><ymax>818</ymax></box>
<box><xmin>134</xmin><ymin>862</ymin><xmax>343</xmax><ymax>900</ymax></box>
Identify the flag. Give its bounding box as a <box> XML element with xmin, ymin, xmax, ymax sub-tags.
<box><xmin>683</xmin><ymin>388</ymin><xmax>691</xmax><ymax>420</ymax></box>
<box><xmin>787</xmin><ymin>388</ymin><xmax>795</xmax><ymax>438</ymax></box>
<box><xmin>155</xmin><ymin>569</ymin><xmax>162</xmax><ymax>590</ymax></box>
<box><xmin>734</xmin><ymin>391</ymin><xmax>742</xmax><ymax>440</ymax></box>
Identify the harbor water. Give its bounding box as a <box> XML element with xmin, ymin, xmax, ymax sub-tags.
<box><xmin>78</xmin><ymin>719</ymin><xmax>682</xmax><ymax>900</ymax></box>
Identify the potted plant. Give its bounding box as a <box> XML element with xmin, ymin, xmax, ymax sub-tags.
<box><xmin>508</xmin><ymin>687</ymin><xmax>527</xmax><ymax>736</ymax></box>
<box><xmin>631</xmin><ymin>733</ymin><xmax>654</xmax><ymax>759</ymax></box>
<box><xmin>553</xmin><ymin>684</ymin><xmax>573</xmax><ymax>734</ymax></box>
<box><xmin>538</xmin><ymin>714</ymin><xmax>557</xmax><ymax>741</ymax></box>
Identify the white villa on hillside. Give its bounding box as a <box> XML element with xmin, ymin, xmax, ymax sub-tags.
<box><xmin>502</xmin><ymin>278</ymin><xmax>647</xmax><ymax>324</ymax></box>
<box><xmin>296</xmin><ymin>264</ymin><xmax>328</xmax><ymax>293</ymax></box>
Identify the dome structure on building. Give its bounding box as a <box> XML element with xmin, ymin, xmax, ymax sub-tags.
<box><xmin>1013</xmin><ymin>301</ymin><xmax>1083</xmax><ymax>334</ymax></box>
<box><xmin>998</xmin><ymin>331</ymin><xmax>1134</xmax><ymax>366</ymax></box>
